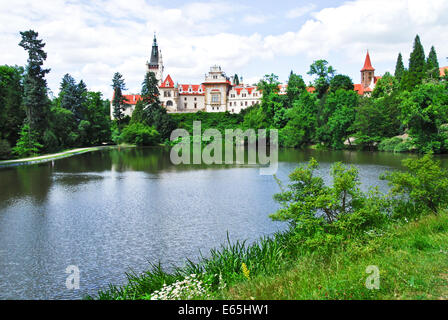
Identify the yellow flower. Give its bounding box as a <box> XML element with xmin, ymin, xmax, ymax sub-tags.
<box><xmin>241</xmin><ymin>263</ymin><xmax>250</xmax><ymax>280</ymax></box>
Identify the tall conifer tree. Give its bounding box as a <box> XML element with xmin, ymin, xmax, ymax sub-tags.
<box><xmin>407</xmin><ymin>35</ymin><xmax>426</xmax><ymax>89</ymax></box>
<box><xmin>426</xmin><ymin>46</ymin><xmax>440</xmax><ymax>80</ymax></box>
<box><xmin>111</xmin><ymin>72</ymin><xmax>127</xmax><ymax>123</ymax></box>
<box><xmin>18</xmin><ymin>30</ymin><xmax>50</xmax><ymax>135</ymax></box>
<box><xmin>394</xmin><ymin>52</ymin><xmax>405</xmax><ymax>82</ymax></box>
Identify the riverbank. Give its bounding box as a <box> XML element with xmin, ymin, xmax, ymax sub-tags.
<box><xmin>95</xmin><ymin>155</ymin><xmax>448</xmax><ymax>300</ymax></box>
<box><xmin>0</xmin><ymin>145</ymin><xmax>134</xmax><ymax>168</ymax></box>
<box><xmin>224</xmin><ymin>212</ymin><xmax>448</xmax><ymax>300</ymax></box>
<box><xmin>96</xmin><ymin>210</ymin><xmax>448</xmax><ymax>300</ymax></box>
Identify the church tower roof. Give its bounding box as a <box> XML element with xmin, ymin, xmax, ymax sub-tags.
<box><xmin>361</xmin><ymin>50</ymin><xmax>375</xmax><ymax>72</ymax></box>
<box><xmin>149</xmin><ymin>33</ymin><xmax>159</xmax><ymax>67</ymax></box>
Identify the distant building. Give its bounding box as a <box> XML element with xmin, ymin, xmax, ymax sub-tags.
<box><xmin>110</xmin><ymin>38</ymin><xmax>384</xmax><ymax>120</ymax></box>
<box><xmin>353</xmin><ymin>51</ymin><xmax>382</xmax><ymax>96</ymax></box>
<box><xmin>111</xmin><ymin>35</ymin><xmax>261</xmax><ymax>119</ymax></box>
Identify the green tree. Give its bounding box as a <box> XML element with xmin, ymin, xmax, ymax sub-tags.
<box><xmin>140</xmin><ymin>71</ymin><xmax>175</xmax><ymax>140</ymax></box>
<box><xmin>329</xmin><ymin>74</ymin><xmax>354</xmax><ymax>93</ymax></box>
<box><xmin>111</xmin><ymin>72</ymin><xmax>127</xmax><ymax>123</ymax></box>
<box><xmin>371</xmin><ymin>72</ymin><xmax>398</xmax><ymax>98</ymax></box>
<box><xmin>58</xmin><ymin>74</ymin><xmax>87</xmax><ymax>122</ymax></box>
<box><xmin>19</xmin><ymin>30</ymin><xmax>50</xmax><ymax>135</ymax></box>
<box><xmin>286</xmin><ymin>72</ymin><xmax>306</xmax><ymax>108</ymax></box>
<box><xmin>398</xmin><ymin>82</ymin><xmax>448</xmax><ymax>153</ymax></box>
<box><xmin>426</xmin><ymin>46</ymin><xmax>440</xmax><ymax>80</ymax></box>
<box><xmin>316</xmin><ymin>89</ymin><xmax>358</xmax><ymax>149</ymax></box>
<box><xmin>406</xmin><ymin>35</ymin><xmax>426</xmax><ymax>90</ymax></box>
<box><xmin>307</xmin><ymin>60</ymin><xmax>335</xmax><ymax>98</ymax></box>
<box><xmin>394</xmin><ymin>52</ymin><xmax>405</xmax><ymax>82</ymax></box>
<box><xmin>381</xmin><ymin>154</ymin><xmax>448</xmax><ymax>215</ymax></box>
<box><xmin>13</xmin><ymin>123</ymin><xmax>43</xmax><ymax>157</ymax></box>
<box><xmin>0</xmin><ymin>65</ymin><xmax>26</xmax><ymax>146</ymax></box>
<box><xmin>279</xmin><ymin>90</ymin><xmax>318</xmax><ymax>148</ymax></box>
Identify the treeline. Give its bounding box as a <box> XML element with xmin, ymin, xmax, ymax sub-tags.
<box><xmin>2</xmin><ymin>31</ymin><xmax>448</xmax><ymax>160</ymax></box>
<box><xmin>0</xmin><ymin>30</ymin><xmax>111</xmax><ymax>160</ymax></box>
<box><xmin>171</xmin><ymin>35</ymin><xmax>448</xmax><ymax>154</ymax></box>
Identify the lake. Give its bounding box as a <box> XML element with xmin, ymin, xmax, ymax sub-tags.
<box><xmin>0</xmin><ymin>147</ymin><xmax>445</xmax><ymax>299</ymax></box>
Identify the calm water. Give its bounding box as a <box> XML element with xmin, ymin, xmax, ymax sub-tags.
<box><xmin>0</xmin><ymin>147</ymin><xmax>446</xmax><ymax>299</ymax></box>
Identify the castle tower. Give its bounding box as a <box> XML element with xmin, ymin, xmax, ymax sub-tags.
<box><xmin>361</xmin><ymin>50</ymin><xmax>375</xmax><ymax>89</ymax></box>
<box><xmin>147</xmin><ymin>34</ymin><xmax>164</xmax><ymax>85</ymax></box>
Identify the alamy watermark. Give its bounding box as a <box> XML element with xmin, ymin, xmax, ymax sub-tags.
<box><xmin>65</xmin><ymin>265</ymin><xmax>80</xmax><ymax>290</ymax></box>
<box><xmin>170</xmin><ymin>121</ymin><xmax>278</xmax><ymax>175</ymax></box>
<box><xmin>365</xmin><ymin>265</ymin><xmax>380</xmax><ymax>290</ymax></box>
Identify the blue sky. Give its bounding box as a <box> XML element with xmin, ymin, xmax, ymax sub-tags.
<box><xmin>1</xmin><ymin>0</ymin><xmax>447</xmax><ymax>98</ymax></box>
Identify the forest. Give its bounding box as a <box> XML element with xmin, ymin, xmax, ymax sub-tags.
<box><xmin>1</xmin><ymin>30</ymin><xmax>447</xmax><ymax>160</ymax></box>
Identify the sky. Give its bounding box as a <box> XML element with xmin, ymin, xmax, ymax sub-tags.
<box><xmin>1</xmin><ymin>0</ymin><xmax>448</xmax><ymax>99</ymax></box>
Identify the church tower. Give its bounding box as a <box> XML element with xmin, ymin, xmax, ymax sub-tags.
<box><xmin>147</xmin><ymin>34</ymin><xmax>164</xmax><ymax>85</ymax></box>
<box><xmin>361</xmin><ymin>50</ymin><xmax>375</xmax><ymax>89</ymax></box>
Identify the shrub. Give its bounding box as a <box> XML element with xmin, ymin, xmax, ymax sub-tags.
<box><xmin>119</xmin><ymin>123</ymin><xmax>160</xmax><ymax>146</ymax></box>
<box><xmin>12</xmin><ymin>124</ymin><xmax>43</xmax><ymax>157</ymax></box>
<box><xmin>378</xmin><ymin>137</ymin><xmax>413</xmax><ymax>153</ymax></box>
<box><xmin>381</xmin><ymin>154</ymin><xmax>448</xmax><ymax>216</ymax></box>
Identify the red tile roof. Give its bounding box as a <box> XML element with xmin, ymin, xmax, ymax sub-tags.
<box><xmin>179</xmin><ymin>84</ymin><xmax>205</xmax><ymax>95</ymax></box>
<box><xmin>122</xmin><ymin>94</ymin><xmax>142</xmax><ymax>105</ymax></box>
<box><xmin>361</xmin><ymin>51</ymin><xmax>375</xmax><ymax>72</ymax></box>
<box><xmin>160</xmin><ymin>74</ymin><xmax>174</xmax><ymax>88</ymax></box>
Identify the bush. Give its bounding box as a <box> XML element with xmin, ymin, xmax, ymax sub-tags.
<box><xmin>0</xmin><ymin>139</ymin><xmax>11</xmax><ymax>160</ymax></box>
<box><xmin>381</xmin><ymin>154</ymin><xmax>448</xmax><ymax>216</ymax></box>
<box><xmin>12</xmin><ymin>124</ymin><xmax>43</xmax><ymax>158</ymax></box>
<box><xmin>119</xmin><ymin>123</ymin><xmax>160</xmax><ymax>146</ymax></box>
<box><xmin>378</xmin><ymin>137</ymin><xmax>413</xmax><ymax>153</ymax></box>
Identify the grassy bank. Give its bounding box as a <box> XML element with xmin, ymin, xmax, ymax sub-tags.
<box><xmin>224</xmin><ymin>212</ymin><xmax>448</xmax><ymax>300</ymax></box>
<box><xmin>95</xmin><ymin>155</ymin><xmax>448</xmax><ymax>300</ymax></box>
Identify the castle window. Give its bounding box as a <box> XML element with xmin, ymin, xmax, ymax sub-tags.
<box><xmin>167</xmin><ymin>100</ymin><xmax>173</xmax><ymax>107</ymax></box>
<box><xmin>194</xmin><ymin>103</ymin><xmax>197</xmax><ymax>108</ymax></box>
<box><xmin>245</xmin><ymin>101</ymin><xmax>247</xmax><ymax>106</ymax></box>
<box><xmin>184</xmin><ymin>103</ymin><xmax>187</xmax><ymax>108</ymax></box>
<box><xmin>211</xmin><ymin>94</ymin><xmax>220</xmax><ymax>103</ymax></box>
<box><xmin>184</xmin><ymin>97</ymin><xmax>187</xmax><ymax>101</ymax></box>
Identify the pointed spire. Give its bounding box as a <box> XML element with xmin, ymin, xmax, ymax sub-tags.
<box><xmin>361</xmin><ymin>50</ymin><xmax>375</xmax><ymax>72</ymax></box>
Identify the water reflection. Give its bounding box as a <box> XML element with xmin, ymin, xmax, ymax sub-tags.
<box><xmin>0</xmin><ymin>147</ymin><xmax>447</xmax><ymax>299</ymax></box>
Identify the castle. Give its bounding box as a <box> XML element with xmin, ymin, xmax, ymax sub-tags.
<box><xmin>111</xmin><ymin>36</ymin><xmax>380</xmax><ymax>119</ymax></box>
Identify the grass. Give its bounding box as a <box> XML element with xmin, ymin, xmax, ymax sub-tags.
<box><xmin>222</xmin><ymin>212</ymin><xmax>448</xmax><ymax>300</ymax></box>
<box><xmin>95</xmin><ymin>212</ymin><xmax>448</xmax><ymax>300</ymax></box>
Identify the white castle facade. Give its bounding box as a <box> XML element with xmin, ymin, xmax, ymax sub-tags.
<box><xmin>112</xmin><ymin>35</ymin><xmax>262</xmax><ymax>119</ymax></box>
<box><xmin>111</xmin><ymin>36</ymin><xmax>382</xmax><ymax>119</ymax></box>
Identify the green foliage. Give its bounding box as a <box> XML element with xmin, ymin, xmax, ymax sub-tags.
<box><xmin>119</xmin><ymin>123</ymin><xmax>160</xmax><ymax>146</ymax></box>
<box><xmin>329</xmin><ymin>74</ymin><xmax>354</xmax><ymax>93</ymax></box>
<box><xmin>381</xmin><ymin>154</ymin><xmax>448</xmax><ymax>216</ymax></box>
<box><xmin>316</xmin><ymin>89</ymin><xmax>358</xmax><ymax>149</ymax></box>
<box><xmin>398</xmin><ymin>82</ymin><xmax>448</xmax><ymax>153</ymax></box>
<box><xmin>111</xmin><ymin>72</ymin><xmax>127</xmax><ymax>122</ymax></box>
<box><xmin>378</xmin><ymin>137</ymin><xmax>413</xmax><ymax>153</ymax></box>
<box><xmin>426</xmin><ymin>46</ymin><xmax>440</xmax><ymax>81</ymax></box>
<box><xmin>0</xmin><ymin>65</ymin><xmax>25</xmax><ymax>146</ymax></box>
<box><xmin>279</xmin><ymin>91</ymin><xmax>318</xmax><ymax>148</ymax></box>
<box><xmin>19</xmin><ymin>30</ymin><xmax>50</xmax><ymax>135</ymax></box>
<box><xmin>286</xmin><ymin>72</ymin><xmax>306</xmax><ymax>107</ymax></box>
<box><xmin>354</xmin><ymin>95</ymin><xmax>402</xmax><ymax>150</ymax></box>
<box><xmin>405</xmin><ymin>35</ymin><xmax>426</xmax><ymax>90</ymax></box>
<box><xmin>12</xmin><ymin>123</ymin><xmax>43</xmax><ymax>157</ymax></box>
<box><xmin>307</xmin><ymin>60</ymin><xmax>335</xmax><ymax>98</ymax></box>
<box><xmin>394</xmin><ymin>52</ymin><xmax>405</xmax><ymax>82</ymax></box>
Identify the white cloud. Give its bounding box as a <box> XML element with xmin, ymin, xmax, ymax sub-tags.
<box><xmin>0</xmin><ymin>0</ymin><xmax>447</xmax><ymax>98</ymax></box>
